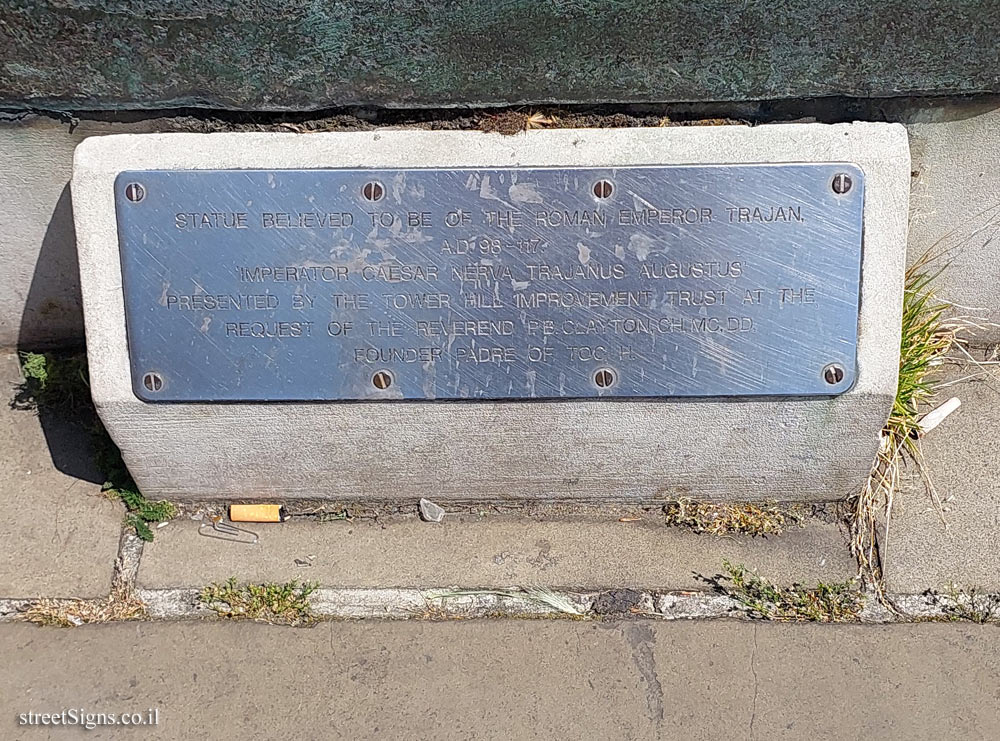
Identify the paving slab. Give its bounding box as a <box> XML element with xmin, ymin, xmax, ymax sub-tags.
<box><xmin>0</xmin><ymin>353</ymin><xmax>121</xmax><ymax>598</ymax></box>
<box><xmin>138</xmin><ymin>515</ymin><xmax>854</xmax><ymax>591</ymax></box>
<box><xmin>2</xmin><ymin>621</ymin><xmax>999</xmax><ymax>740</ymax></box>
<box><xmin>906</xmin><ymin>103</ymin><xmax>1000</xmax><ymax>344</ymax></box>
<box><xmin>884</xmin><ymin>360</ymin><xmax>1000</xmax><ymax>593</ymax></box>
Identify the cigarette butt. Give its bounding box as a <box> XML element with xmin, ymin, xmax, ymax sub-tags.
<box><xmin>916</xmin><ymin>397</ymin><xmax>961</xmax><ymax>437</ymax></box>
<box><xmin>229</xmin><ymin>504</ymin><xmax>287</xmax><ymax>523</ymax></box>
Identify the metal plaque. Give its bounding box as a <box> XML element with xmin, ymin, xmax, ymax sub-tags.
<box><xmin>115</xmin><ymin>164</ymin><xmax>864</xmax><ymax>402</ymax></box>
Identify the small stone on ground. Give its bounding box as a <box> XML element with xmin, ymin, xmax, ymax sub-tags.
<box><xmin>418</xmin><ymin>498</ymin><xmax>445</xmax><ymax>523</ymax></box>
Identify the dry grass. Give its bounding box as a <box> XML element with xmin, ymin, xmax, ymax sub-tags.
<box><xmin>664</xmin><ymin>499</ymin><xmax>789</xmax><ymax>536</ymax></box>
<box><xmin>478</xmin><ymin>110</ymin><xmax>560</xmax><ymax>135</ymax></box>
<box><xmin>22</xmin><ymin>584</ymin><xmax>146</xmax><ymax>627</ymax></box>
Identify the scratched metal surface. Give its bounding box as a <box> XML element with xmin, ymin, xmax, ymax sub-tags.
<box><xmin>114</xmin><ymin>165</ymin><xmax>864</xmax><ymax>402</ymax></box>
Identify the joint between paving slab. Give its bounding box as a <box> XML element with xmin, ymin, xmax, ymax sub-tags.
<box><xmin>4</xmin><ymin>584</ymin><xmax>995</xmax><ymax>625</ymax></box>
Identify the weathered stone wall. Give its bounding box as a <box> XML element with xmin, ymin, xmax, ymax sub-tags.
<box><xmin>3</xmin><ymin>1</ymin><xmax>1000</xmax><ymax>111</ymax></box>
<box><xmin>4</xmin><ymin>103</ymin><xmax>1000</xmax><ymax>350</ymax></box>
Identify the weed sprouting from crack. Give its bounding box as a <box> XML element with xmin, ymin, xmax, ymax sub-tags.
<box><xmin>200</xmin><ymin>578</ymin><xmax>318</xmax><ymax>626</ymax></box>
<box><xmin>14</xmin><ymin>351</ymin><xmax>175</xmax><ymax>541</ymax></box>
<box><xmin>663</xmin><ymin>499</ymin><xmax>791</xmax><ymax>536</ymax></box>
<box><xmin>851</xmin><ymin>254</ymin><xmax>974</xmax><ymax>604</ymax></box>
<box><xmin>712</xmin><ymin>561</ymin><xmax>863</xmax><ymax>622</ymax></box>
<box><xmin>924</xmin><ymin>585</ymin><xmax>1000</xmax><ymax>624</ymax></box>
<box><xmin>850</xmin><ymin>244</ymin><xmax>1000</xmax><ymax>607</ymax></box>
<box><xmin>12</xmin><ymin>351</ymin><xmax>90</xmax><ymax>411</ymax></box>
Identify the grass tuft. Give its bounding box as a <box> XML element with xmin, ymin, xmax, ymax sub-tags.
<box><xmin>718</xmin><ymin>561</ymin><xmax>863</xmax><ymax>622</ymax></box>
<box><xmin>22</xmin><ymin>584</ymin><xmax>146</xmax><ymax>627</ymax></box>
<box><xmin>663</xmin><ymin>499</ymin><xmax>789</xmax><ymax>536</ymax></box>
<box><xmin>851</xmin><ymin>255</ymin><xmax>964</xmax><ymax>601</ymax></box>
<box><xmin>891</xmin><ymin>267</ymin><xmax>957</xmax><ymax>452</ymax></box>
<box><xmin>200</xmin><ymin>578</ymin><xmax>318</xmax><ymax>625</ymax></box>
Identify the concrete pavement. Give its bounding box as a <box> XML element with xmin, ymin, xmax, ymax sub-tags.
<box><xmin>3</xmin><ymin>620</ymin><xmax>1000</xmax><ymax>740</ymax></box>
<box><xmin>885</xmin><ymin>359</ymin><xmax>1000</xmax><ymax>593</ymax></box>
<box><xmin>0</xmin><ymin>353</ymin><xmax>121</xmax><ymax>598</ymax></box>
<box><xmin>138</xmin><ymin>515</ymin><xmax>854</xmax><ymax>592</ymax></box>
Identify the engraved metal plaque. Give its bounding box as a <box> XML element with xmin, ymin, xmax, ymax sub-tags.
<box><xmin>115</xmin><ymin>164</ymin><xmax>864</xmax><ymax>402</ymax></box>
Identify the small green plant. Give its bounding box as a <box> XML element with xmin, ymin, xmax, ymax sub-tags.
<box><xmin>200</xmin><ymin>578</ymin><xmax>318</xmax><ymax>625</ymax></box>
<box><xmin>91</xmin><ymin>417</ymin><xmax>175</xmax><ymax>541</ymax></box>
<box><xmin>664</xmin><ymin>499</ymin><xmax>790</xmax><ymax>536</ymax></box>
<box><xmin>116</xmin><ymin>486</ymin><xmax>177</xmax><ymax>541</ymax></box>
<box><xmin>15</xmin><ymin>351</ymin><xmax>174</xmax><ymax>540</ymax></box>
<box><xmin>718</xmin><ymin>561</ymin><xmax>863</xmax><ymax>622</ymax></box>
<box><xmin>13</xmin><ymin>351</ymin><xmax>90</xmax><ymax>410</ymax></box>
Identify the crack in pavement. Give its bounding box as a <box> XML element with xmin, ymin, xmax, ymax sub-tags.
<box><xmin>624</xmin><ymin>622</ymin><xmax>664</xmax><ymax>728</ymax></box>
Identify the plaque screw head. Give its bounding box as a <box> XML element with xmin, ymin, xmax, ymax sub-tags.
<box><xmin>594</xmin><ymin>368</ymin><xmax>616</xmax><ymax>389</ymax></box>
<box><xmin>372</xmin><ymin>370</ymin><xmax>393</xmax><ymax>390</ymax></box>
<box><xmin>592</xmin><ymin>179</ymin><xmax>614</xmax><ymax>199</ymax></box>
<box><xmin>362</xmin><ymin>181</ymin><xmax>385</xmax><ymax>202</ymax></box>
<box><xmin>823</xmin><ymin>364</ymin><xmax>845</xmax><ymax>385</ymax></box>
<box><xmin>142</xmin><ymin>372</ymin><xmax>163</xmax><ymax>392</ymax></box>
<box><xmin>831</xmin><ymin>173</ymin><xmax>853</xmax><ymax>194</ymax></box>
<box><xmin>125</xmin><ymin>182</ymin><xmax>146</xmax><ymax>202</ymax></box>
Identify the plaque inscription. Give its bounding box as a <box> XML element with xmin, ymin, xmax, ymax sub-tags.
<box><xmin>115</xmin><ymin>165</ymin><xmax>864</xmax><ymax>402</ymax></box>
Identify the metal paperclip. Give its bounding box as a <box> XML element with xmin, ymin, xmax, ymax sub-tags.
<box><xmin>198</xmin><ymin>515</ymin><xmax>259</xmax><ymax>544</ymax></box>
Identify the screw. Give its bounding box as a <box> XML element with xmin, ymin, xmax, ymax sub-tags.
<box><xmin>823</xmin><ymin>364</ymin><xmax>845</xmax><ymax>385</ymax></box>
<box><xmin>372</xmin><ymin>370</ymin><xmax>393</xmax><ymax>389</ymax></box>
<box><xmin>362</xmin><ymin>181</ymin><xmax>385</xmax><ymax>202</ymax></box>
<box><xmin>594</xmin><ymin>368</ymin><xmax>616</xmax><ymax>388</ymax></box>
<box><xmin>592</xmin><ymin>179</ymin><xmax>614</xmax><ymax>199</ymax></box>
<box><xmin>125</xmin><ymin>182</ymin><xmax>146</xmax><ymax>202</ymax></box>
<box><xmin>142</xmin><ymin>372</ymin><xmax>163</xmax><ymax>392</ymax></box>
<box><xmin>831</xmin><ymin>173</ymin><xmax>853</xmax><ymax>194</ymax></box>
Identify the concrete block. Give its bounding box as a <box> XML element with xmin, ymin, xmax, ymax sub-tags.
<box><xmin>0</xmin><ymin>119</ymin><xmax>85</xmax><ymax>349</ymax></box>
<box><xmin>0</xmin><ymin>353</ymin><xmax>122</xmax><ymax>598</ymax></box>
<box><xmin>72</xmin><ymin>125</ymin><xmax>909</xmax><ymax>502</ymax></box>
<box><xmin>883</xmin><ymin>360</ymin><xmax>1000</xmax><ymax>592</ymax></box>
<box><xmin>0</xmin><ymin>116</ymin><xmax>162</xmax><ymax>350</ymax></box>
<box><xmin>906</xmin><ymin>104</ymin><xmax>1000</xmax><ymax>344</ymax></box>
<box><xmin>137</xmin><ymin>516</ymin><xmax>854</xmax><ymax>591</ymax></box>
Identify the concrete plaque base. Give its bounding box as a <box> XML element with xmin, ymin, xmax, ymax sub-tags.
<box><xmin>72</xmin><ymin>125</ymin><xmax>909</xmax><ymax>502</ymax></box>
